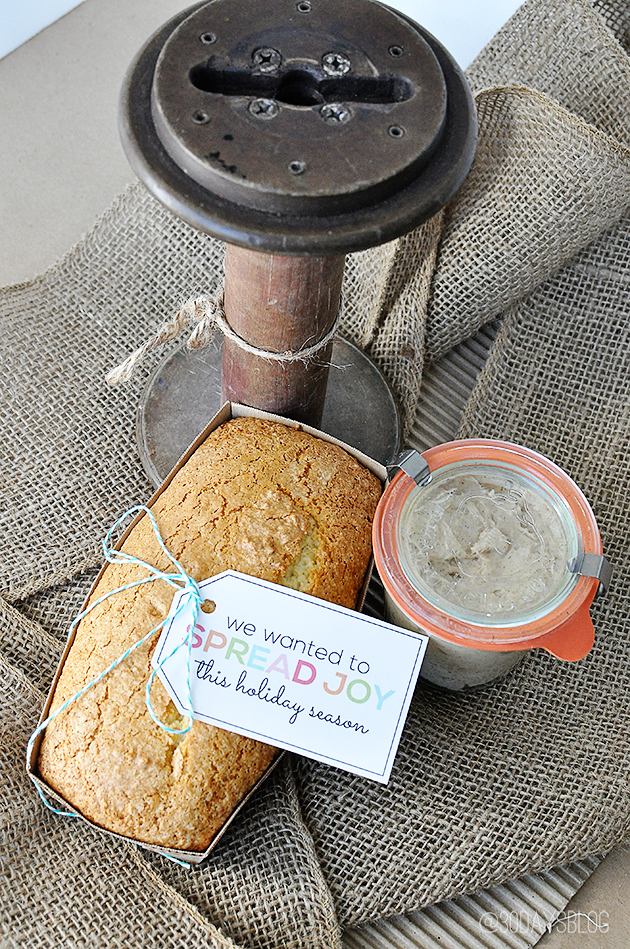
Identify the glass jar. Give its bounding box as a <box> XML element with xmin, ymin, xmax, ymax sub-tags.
<box><xmin>372</xmin><ymin>440</ymin><xmax>603</xmax><ymax>690</ymax></box>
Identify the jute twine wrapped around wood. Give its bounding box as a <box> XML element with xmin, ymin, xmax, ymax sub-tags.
<box><xmin>106</xmin><ymin>291</ymin><xmax>343</xmax><ymax>385</ymax></box>
<box><xmin>3</xmin><ymin>1</ymin><xmax>630</xmax><ymax>947</ymax></box>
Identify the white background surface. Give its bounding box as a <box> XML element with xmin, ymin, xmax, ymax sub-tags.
<box><xmin>389</xmin><ymin>0</ymin><xmax>523</xmax><ymax>67</ymax></box>
<box><xmin>0</xmin><ymin>0</ymin><xmax>85</xmax><ymax>60</ymax></box>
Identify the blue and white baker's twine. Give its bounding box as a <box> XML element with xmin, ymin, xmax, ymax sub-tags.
<box><xmin>27</xmin><ymin>505</ymin><xmax>202</xmax><ymax>867</ymax></box>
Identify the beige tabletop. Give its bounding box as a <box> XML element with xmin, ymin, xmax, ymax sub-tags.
<box><xmin>1</xmin><ymin>1</ymin><xmax>629</xmax><ymax>946</ymax></box>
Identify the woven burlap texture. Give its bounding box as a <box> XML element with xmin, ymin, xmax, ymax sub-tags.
<box><xmin>3</xmin><ymin>0</ymin><xmax>630</xmax><ymax>946</ymax></box>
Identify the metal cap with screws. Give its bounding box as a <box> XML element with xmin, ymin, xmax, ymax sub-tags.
<box><xmin>121</xmin><ymin>0</ymin><xmax>477</xmax><ymax>254</ymax></box>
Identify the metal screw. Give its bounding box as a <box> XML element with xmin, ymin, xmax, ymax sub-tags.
<box><xmin>389</xmin><ymin>45</ymin><xmax>404</xmax><ymax>57</ymax></box>
<box><xmin>388</xmin><ymin>125</ymin><xmax>405</xmax><ymax>137</ymax></box>
<box><xmin>322</xmin><ymin>52</ymin><xmax>351</xmax><ymax>76</ymax></box>
<box><xmin>296</xmin><ymin>0</ymin><xmax>312</xmax><ymax>10</ymax></box>
<box><xmin>192</xmin><ymin>110</ymin><xmax>210</xmax><ymax>124</ymax></box>
<box><xmin>252</xmin><ymin>47</ymin><xmax>282</xmax><ymax>72</ymax></box>
<box><xmin>289</xmin><ymin>160</ymin><xmax>306</xmax><ymax>175</ymax></box>
<box><xmin>249</xmin><ymin>98</ymin><xmax>280</xmax><ymax>119</ymax></box>
<box><xmin>319</xmin><ymin>103</ymin><xmax>351</xmax><ymax>124</ymax></box>
<box><xmin>200</xmin><ymin>32</ymin><xmax>217</xmax><ymax>44</ymax></box>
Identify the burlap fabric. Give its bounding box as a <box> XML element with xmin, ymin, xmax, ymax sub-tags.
<box><xmin>3</xmin><ymin>0</ymin><xmax>630</xmax><ymax>946</ymax></box>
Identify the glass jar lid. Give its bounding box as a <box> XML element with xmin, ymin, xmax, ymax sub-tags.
<box><xmin>397</xmin><ymin>461</ymin><xmax>580</xmax><ymax>627</ymax></box>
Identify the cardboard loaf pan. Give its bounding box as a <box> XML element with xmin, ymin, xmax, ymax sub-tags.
<box><xmin>28</xmin><ymin>402</ymin><xmax>386</xmax><ymax>864</ymax></box>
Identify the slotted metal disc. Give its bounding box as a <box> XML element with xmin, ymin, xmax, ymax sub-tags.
<box><xmin>120</xmin><ymin>0</ymin><xmax>477</xmax><ymax>254</ymax></box>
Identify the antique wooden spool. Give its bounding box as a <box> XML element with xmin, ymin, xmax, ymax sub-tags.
<box><xmin>119</xmin><ymin>0</ymin><xmax>477</xmax><ymax>480</ymax></box>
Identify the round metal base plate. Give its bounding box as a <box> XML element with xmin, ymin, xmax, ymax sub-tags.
<box><xmin>137</xmin><ymin>337</ymin><xmax>401</xmax><ymax>486</ymax></box>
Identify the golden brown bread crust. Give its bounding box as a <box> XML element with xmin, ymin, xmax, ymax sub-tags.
<box><xmin>38</xmin><ymin>417</ymin><xmax>381</xmax><ymax>850</ymax></box>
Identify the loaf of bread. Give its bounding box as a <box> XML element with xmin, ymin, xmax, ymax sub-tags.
<box><xmin>38</xmin><ymin>417</ymin><xmax>381</xmax><ymax>851</ymax></box>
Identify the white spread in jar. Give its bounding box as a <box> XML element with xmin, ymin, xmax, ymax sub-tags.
<box><xmin>398</xmin><ymin>466</ymin><xmax>575</xmax><ymax>622</ymax></box>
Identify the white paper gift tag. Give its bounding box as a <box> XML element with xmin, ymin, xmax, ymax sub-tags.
<box><xmin>152</xmin><ymin>571</ymin><xmax>428</xmax><ymax>783</ymax></box>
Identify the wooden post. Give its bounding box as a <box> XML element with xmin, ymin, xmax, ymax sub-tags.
<box><xmin>222</xmin><ymin>245</ymin><xmax>346</xmax><ymax>427</ymax></box>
